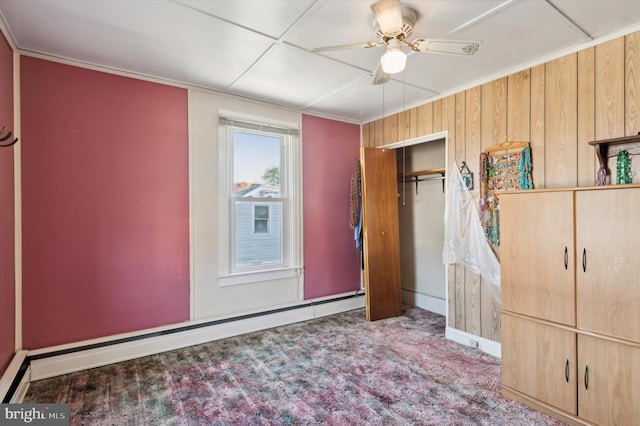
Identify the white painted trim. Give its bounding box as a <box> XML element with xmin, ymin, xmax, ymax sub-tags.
<box><xmin>445</xmin><ymin>326</ymin><xmax>501</xmax><ymax>359</ymax></box>
<box><xmin>13</xmin><ymin>49</ymin><xmax>22</xmax><ymax>352</ymax></box>
<box><xmin>380</xmin><ymin>130</ymin><xmax>448</xmax><ymax>150</ymax></box>
<box><xmin>28</xmin><ymin>295</ymin><xmax>365</xmax><ymax>381</ymax></box>
<box><xmin>218</xmin><ymin>267</ymin><xmax>299</xmax><ymax>287</ymax></box>
<box><xmin>402</xmin><ymin>290</ymin><xmax>446</xmax><ymax>316</ymax></box>
<box><xmin>0</xmin><ymin>350</ymin><xmax>27</xmax><ymax>402</ymax></box>
<box><xmin>0</xmin><ymin>12</ymin><xmax>17</xmax><ymax>50</ymax></box>
<box><xmin>187</xmin><ymin>90</ymin><xmax>196</xmax><ymax>320</ymax></box>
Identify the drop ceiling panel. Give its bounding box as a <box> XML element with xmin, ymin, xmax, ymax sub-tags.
<box><xmin>231</xmin><ymin>43</ymin><xmax>368</xmax><ymax>110</ymax></box>
<box><xmin>408</xmin><ymin>0</ymin><xmax>508</xmax><ymax>38</ymax></box>
<box><xmin>175</xmin><ymin>0</ymin><xmax>315</xmax><ymax>39</ymax></box>
<box><xmin>306</xmin><ymin>77</ymin><xmax>438</xmax><ymax>123</ymax></box>
<box><xmin>551</xmin><ymin>0</ymin><xmax>640</xmax><ymax>39</ymax></box>
<box><xmin>0</xmin><ymin>0</ymin><xmax>275</xmax><ymax>89</ymax></box>
<box><xmin>425</xmin><ymin>0</ymin><xmax>592</xmax><ymax>82</ymax></box>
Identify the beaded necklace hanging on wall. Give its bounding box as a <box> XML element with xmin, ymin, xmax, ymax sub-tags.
<box><xmin>480</xmin><ymin>145</ymin><xmax>534</xmax><ymax>246</ymax></box>
<box><xmin>616</xmin><ymin>150</ymin><xmax>633</xmax><ymax>184</ymax></box>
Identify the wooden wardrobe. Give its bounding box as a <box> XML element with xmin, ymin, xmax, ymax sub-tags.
<box><xmin>500</xmin><ymin>185</ymin><xmax>640</xmax><ymax>426</ymax></box>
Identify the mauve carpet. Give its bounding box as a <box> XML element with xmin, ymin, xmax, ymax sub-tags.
<box><xmin>23</xmin><ymin>306</ymin><xmax>562</xmax><ymax>425</ymax></box>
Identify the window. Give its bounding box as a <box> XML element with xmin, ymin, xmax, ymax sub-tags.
<box><xmin>218</xmin><ymin>115</ymin><xmax>301</xmax><ymax>280</ymax></box>
<box><xmin>253</xmin><ymin>204</ymin><xmax>270</xmax><ymax>234</ymax></box>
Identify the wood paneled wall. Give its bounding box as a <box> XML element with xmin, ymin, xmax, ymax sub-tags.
<box><xmin>361</xmin><ymin>30</ymin><xmax>640</xmax><ymax>343</ymax></box>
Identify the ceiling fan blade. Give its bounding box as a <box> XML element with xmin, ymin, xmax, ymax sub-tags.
<box><xmin>311</xmin><ymin>41</ymin><xmax>383</xmax><ymax>53</ymax></box>
<box><xmin>370</xmin><ymin>0</ymin><xmax>403</xmax><ymax>35</ymax></box>
<box><xmin>410</xmin><ymin>39</ymin><xmax>481</xmax><ymax>56</ymax></box>
<box><xmin>371</xmin><ymin>61</ymin><xmax>390</xmax><ymax>85</ymax></box>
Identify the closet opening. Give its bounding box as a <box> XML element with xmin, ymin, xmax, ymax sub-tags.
<box><xmin>386</xmin><ymin>134</ymin><xmax>447</xmax><ymax>316</ymax></box>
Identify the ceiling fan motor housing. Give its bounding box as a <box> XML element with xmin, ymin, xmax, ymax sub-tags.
<box><xmin>372</xmin><ymin>5</ymin><xmax>417</xmax><ymax>40</ymax></box>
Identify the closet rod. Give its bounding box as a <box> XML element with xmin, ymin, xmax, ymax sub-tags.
<box><xmin>398</xmin><ymin>175</ymin><xmax>445</xmax><ymax>194</ymax></box>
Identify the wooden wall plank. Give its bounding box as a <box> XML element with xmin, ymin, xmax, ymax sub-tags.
<box><xmin>465</xmin><ymin>86</ymin><xmax>482</xmax><ymax>193</ymax></box>
<box><xmin>373</xmin><ymin>119</ymin><xmax>383</xmax><ymax>147</ymax></box>
<box><xmin>362</xmin><ymin>121</ymin><xmax>371</xmax><ymax>148</ymax></box>
<box><xmin>481</xmin><ymin>77</ymin><xmax>508</xmax><ymax>149</ymax></box>
<box><xmin>626</xmin><ymin>32</ymin><xmax>640</xmax><ymax>135</ymax></box>
<box><xmin>397</xmin><ymin>110</ymin><xmax>411</xmax><ymax>142</ymax></box>
<box><xmin>417</xmin><ymin>103</ymin><xmax>433</xmax><ymax>136</ymax></box>
<box><xmin>596</xmin><ymin>38</ymin><xmax>625</xmax><ymax>140</ymax></box>
<box><xmin>479</xmin><ymin>77</ymin><xmax>506</xmax><ymax>342</ymax></box>
<box><xmin>596</xmin><ymin>38</ymin><xmax>625</xmax><ymax>182</ymax></box>
<box><xmin>530</xmin><ymin>64</ymin><xmax>546</xmax><ymax>188</ymax></box>
<box><xmin>383</xmin><ymin>114</ymin><xmax>399</xmax><ymax>145</ymax></box>
<box><xmin>545</xmin><ymin>54</ymin><xmax>578</xmax><ymax>188</ymax></box>
<box><xmin>445</xmin><ymin>93</ymin><xmax>465</xmax><ymax>329</ymax></box>
<box><xmin>625</xmin><ymin>32</ymin><xmax>640</xmax><ymax>182</ymax></box>
<box><xmin>578</xmin><ymin>48</ymin><xmax>596</xmax><ymax>187</ymax></box>
<box><xmin>507</xmin><ymin>70</ymin><xmax>531</xmax><ymax>142</ymax></box>
<box><xmin>409</xmin><ymin>107</ymin><xmax>418</xmax><ymax>139</ymax></box>
<box><xmin>433</xmin><ymin>99</ymin><xmax>443</xmax><ymax>132</ymax></box>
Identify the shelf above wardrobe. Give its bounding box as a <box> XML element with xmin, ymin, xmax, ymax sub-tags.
<box><xmin>589</xmin><ymin>134</ymin><xmax>640</xmax><ymax>173</ymax></box>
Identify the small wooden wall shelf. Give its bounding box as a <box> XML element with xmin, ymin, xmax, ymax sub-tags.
<box><xmin>589</xmin><ymin>135</ymin><xmax>640</xmax><ymax>174</ymax></box>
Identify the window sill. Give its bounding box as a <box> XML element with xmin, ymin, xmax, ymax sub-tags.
<box><xmin>218</xmin><ymin>267</ymin><xmax>300</xmax><ymax>287</ymax></box>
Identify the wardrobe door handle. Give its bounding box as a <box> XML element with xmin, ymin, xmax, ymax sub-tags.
<box><xmin>565</xmin><ymin>359</ymin><xmax>569</xmax><ymax>382</ymax></box>
<box><xmin>564</xmin><ymin>247</ymin><xmax>568</xmax><ymax>270</ymax></box>
<box><xmin>584</xmin><ymin>365</ymin><xmax>589</xmax><ymax>389</ymax></box>
<box><xmin>582</xmin><ymin>248</ymin><xmax>587</xmax><ymax>273</ymax></box>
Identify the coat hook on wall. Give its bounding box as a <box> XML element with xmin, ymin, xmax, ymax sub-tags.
<box><xmin>0</xmin><ymin>126</ymin><xmax>19</xmax><ymax>147</ymax></box>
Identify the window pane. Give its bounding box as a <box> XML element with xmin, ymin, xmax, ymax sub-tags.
<box><xmin>254</xmin><ymin>205</ymin><xmax>269</xmax><ymax>219</ymax></box>
<box><xmin>233</xmin><ymin>131</ymin><xmax>281</xmax><ymax>197</ymax></box>
<box><xmin>235</xmin><ymin>201</ymin><xmax>282</xmax><ymax>267</ymax></box>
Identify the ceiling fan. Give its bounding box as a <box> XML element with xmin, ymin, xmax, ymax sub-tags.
<box><xmin>311</xmin><ymin>0</ymin><xmax>481</xmax><ymax>85</ymax></box>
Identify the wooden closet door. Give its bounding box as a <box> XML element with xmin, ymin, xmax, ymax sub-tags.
<box><xmin>500</xmin><ymin>191</ymin><xmax>575</xmax><ymax>325</ymax></box>
<box><xmin>360</xmin><ymin>147</ymin><xmax>402</xmax><ymax>321</ymax></box>
<box><xmin>576</xmin><ymin>187</ymin><xmax>640</xmax><ymax>343</ymax></box>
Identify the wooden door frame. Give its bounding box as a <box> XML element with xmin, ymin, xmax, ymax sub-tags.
<box><xmin>376</xmin><ymin>130</ymin><xmax>449</xmax><ymax>317</ymax></box>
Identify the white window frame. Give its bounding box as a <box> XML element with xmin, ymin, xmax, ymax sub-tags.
<box><xmin>217</xmin><ymin>113</ymin><xmax>302</xmax><ymax>287</ymax></box>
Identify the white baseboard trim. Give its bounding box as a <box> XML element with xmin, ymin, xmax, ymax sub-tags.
<box><xmin>402</xmin><ymin>289</ymin><xmax>446</xmax><ymax>316</ymax></box>
<box><xmin>0</xmin><ymin>350</ymin><xmax>28</xmax><ymax>403</ymax></box>
<box><xmin>445</xmin><ymin>326</ymin><xmax>502</xmax><ymax>359</ymax></box>
<box><xmin>29</xmin><ymin>295</ymin><xmax>365</xmax><ymax>382</ymax></box>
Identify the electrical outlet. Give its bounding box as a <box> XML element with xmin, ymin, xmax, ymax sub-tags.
<box><xmin>469</xmin><ymin>339</ymin><xmax>479</xmax><ymax>349</ymax></box>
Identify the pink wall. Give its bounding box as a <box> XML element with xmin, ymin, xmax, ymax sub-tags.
<box><xmin>302</xmin><ymin>115</ymin><xmax>361</xmax><ymax>299</ymax></box>
<box><xmin>21</xmin><ymin>57</ymin><xmax>190</xmax><ymax>349</ymax></box>
<box><xmin>0</xmin><ymin>31</ymin><xmax>15</xmax><ymax>372</ymax></box>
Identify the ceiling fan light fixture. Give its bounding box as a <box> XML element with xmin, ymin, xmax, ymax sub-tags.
<box><xmin>380</xmin><ymin>39</ymin><xmax>406</xmax><ymax>74</ymax></box>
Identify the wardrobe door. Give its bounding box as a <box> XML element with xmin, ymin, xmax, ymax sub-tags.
<box><xmin>578</xmin><ymin>334</ymin><xmax>640</xmax><ymax>425</ymax></box>
<box><xmin>500</xmin><ymin>191</ymin><xmax>576</xmax><ymax>326</ymax></box>
<box><xmin>502</xmin><ymin>313</ymin><xmax>578</xmax><ymax>415</ymax></box>
<box><xmin>360</xmin><ymin>147</ymin><xmax>402</xmax><ymax>321</ymax></box>
<box><xmin>576</xmin><ymin>188</ymin><xmax>640</xmax><ymax>343</ymax></box>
